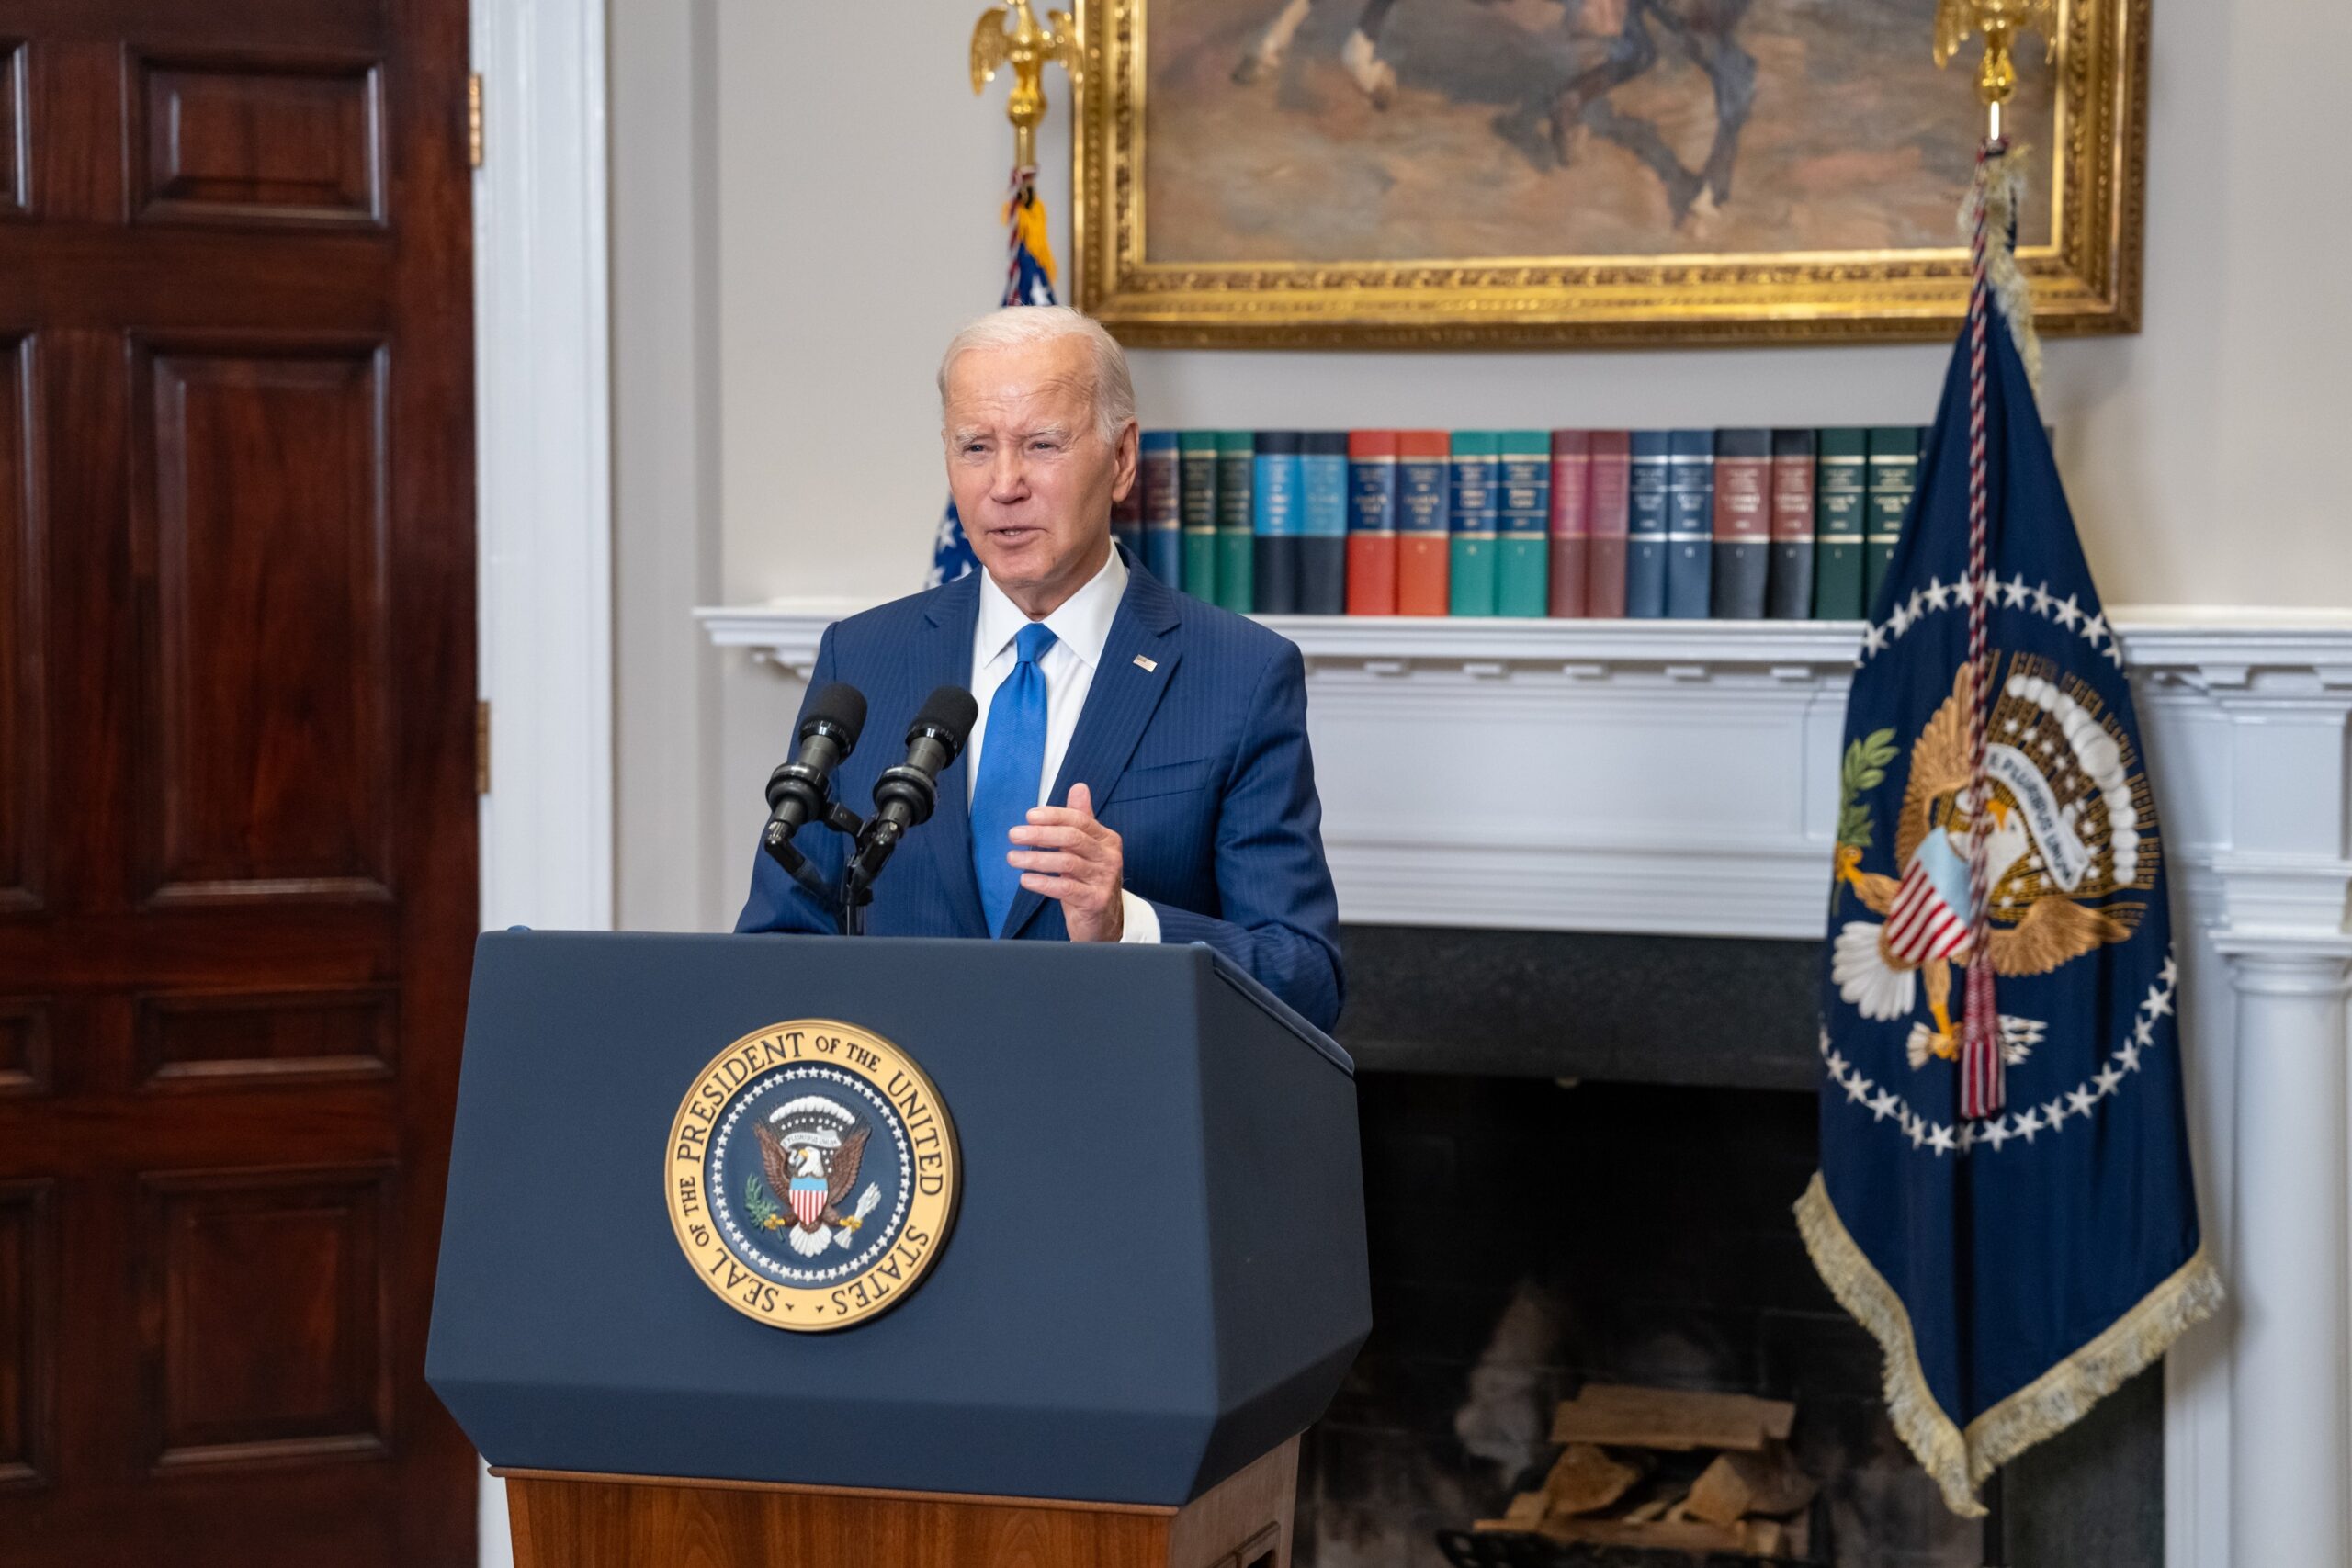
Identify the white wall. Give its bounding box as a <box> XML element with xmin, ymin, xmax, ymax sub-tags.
<box><xmin>614</xmin><ymin>0</ymin><xmax>2352</xmax><ymax>934</ymax></box>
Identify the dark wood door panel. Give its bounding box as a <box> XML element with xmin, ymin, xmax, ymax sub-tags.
<box><xmin>131</xmin><ymin>52</ymin><xmax>386</xmax><ymax>230</ymax></box>
<box><xmin>0</xmin><ymin>1178</ymin><xmax>56</xmax><ymax>1488</ymax></box>
<box><xmin>0</xmin><ymin>0</ymin><xmax>476</xmax><ymax>1559</ymax></box>
<box><xmin>0</xmin><ymin>332</ymin><xmax>40</xmax><ymax>913</ymax></box>
<box><xmin>133</xmin><ymin>337</ymin><xmax>394</xmax><ymax>903</ymax></box>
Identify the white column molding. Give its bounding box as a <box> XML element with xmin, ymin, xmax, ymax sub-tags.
<box><xmin>475</xmin><ymin>0</ymin><xmax>614</xmax><ymax>936</ymax></box>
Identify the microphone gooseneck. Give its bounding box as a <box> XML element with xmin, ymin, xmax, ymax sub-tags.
<box><xmin>844</xmin><ymin>686</ymin><xmax>978</xmax><ymax>929</ymax></box>
<box><xmin>763</xmin><ymin>682</ymin><xmax>867</xmax><ymax>858</ymax></box>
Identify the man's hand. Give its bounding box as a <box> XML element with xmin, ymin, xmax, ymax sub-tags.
<box><xmin>1007</xmin><ymin>782</ymin><xmax>1125</xmax><ymax>942</ymax></box>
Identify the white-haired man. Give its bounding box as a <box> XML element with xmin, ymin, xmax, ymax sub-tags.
<box><xmin>735</xmin><ymin>306</ymin><xmax>1343</xmax><ymax>1030</ymax></box>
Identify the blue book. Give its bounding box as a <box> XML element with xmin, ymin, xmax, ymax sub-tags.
<box><xmin>1298</xmin><ymin>432</ymin><xmax>1349</xmax><ymax>615</ymax></box>
<box><xmin>1139</xmin><ymin>430</ymin><xmax>1183</xmax><ymax>589</ymax></box>
<box><xmin>1626</xmin><ymin>431</ymin><xmax>1672</xmax><ymax>618</ymax></box>
<box><xmin>1666</xmin><ymin>428</ymin><xmax>1713</xmax><ymax>619</ymax></box>
<box><xmin>1251</xmin><ymin>431</ymin><xmax>1304</xmax><ymax>615</ymax></box>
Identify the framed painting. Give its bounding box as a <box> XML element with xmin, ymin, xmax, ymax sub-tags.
<box><xmin>1071</xmin><ymin>0</ymin><xmax>2145</xmax><ymax>346</ymax></box>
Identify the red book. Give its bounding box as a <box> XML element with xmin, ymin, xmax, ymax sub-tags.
<box><xmin>1396</xmin><ymin>430</ymin><xmax>1452</xmax><ymax>616</ymax></box>
<box><xmin>1585</xmin><ymin>431</ymin><xmax>1631</xmax><ymax>616</ymax></box>
<box><xmin>1347</xmin><ymin>430</ymin><xmax>1399</xmax><ymax>615</ymax></box>
<box><xmin>1547</xmin><ymin>431</ymin><xmax>1590</xmax><ymax>617</ymax></box>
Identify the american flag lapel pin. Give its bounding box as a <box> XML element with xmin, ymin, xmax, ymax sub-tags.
<box><xmin>1133</xmin><ymin>654</ymin><xmax>1158</xmax><ymax>673</ymax></box>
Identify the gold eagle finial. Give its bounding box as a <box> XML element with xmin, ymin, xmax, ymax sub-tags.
<box><xmin>1933</xmin><ymin>0</ymin><xmax>2059</xmax><ymax>116</ymax></box>
<box><xmin>971</xmin><ymin>0</ymin><xmax>1080</xmax><ymax>170</ymax></box>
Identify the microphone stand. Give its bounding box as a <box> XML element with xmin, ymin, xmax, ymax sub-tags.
<box><xmin>762</xmin><ymin>801</ymin><xmax>868</xmax><ymax>931</ymax></box>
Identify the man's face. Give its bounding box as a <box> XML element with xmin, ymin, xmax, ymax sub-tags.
<box><xmin>943</xmin><ymin>335</ymin><xmax>1137</xmax><ymax>615</ymax></box>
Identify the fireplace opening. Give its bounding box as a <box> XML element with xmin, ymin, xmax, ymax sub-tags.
<box><xmin>1298</xmin><ymin>928</ymin><xmax>2164</xmax><ymax>1568</ymax></box>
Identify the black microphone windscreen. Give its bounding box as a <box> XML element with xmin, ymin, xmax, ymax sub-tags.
<box><xmin>803</xmin><ymin>682</ymin><xmax>868</xmax><ymax>750</ymax></box>
<box><xmin>910</xmin><ymin>685</ymin><xmax>979</xmax><ymax>751</ymax></box>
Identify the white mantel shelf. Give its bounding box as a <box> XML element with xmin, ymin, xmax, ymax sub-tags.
<box><xmin>703</xmin><ymin>597</ymin><xmax>2352</xmax><ymax>1568</ymax></box>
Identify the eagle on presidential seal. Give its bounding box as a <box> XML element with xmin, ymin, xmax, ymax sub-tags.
<box><xmin>1830</xmin><ymin>651</ymin><xmax>2159</xmax><ymax>1073</ymax></box>
<box><xmin>752</xmin><ymin>1095</ymin><xmax>884</xmax><ymax>1258</ymax></box>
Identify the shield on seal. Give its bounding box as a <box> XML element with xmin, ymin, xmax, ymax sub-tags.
<box><xmin>788</xmin><ymin>1176</ymin><xmax>827</xmax><ymax>1228</ymax></box>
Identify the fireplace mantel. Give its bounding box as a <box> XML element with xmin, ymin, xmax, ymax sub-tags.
<box><xmin>701</xmin><ymin>599</ymin><xmax>2352</xmax><ymax>1568</ymax></box>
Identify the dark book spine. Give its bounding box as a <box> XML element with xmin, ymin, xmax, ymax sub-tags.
<box><xmin>1178</xmin><ymin>431</ymin><xmax>1219</xmax><ymax>603</ymax></box>
<box><xmin>1496</xmin><ymin>430</ymin><xmax>1550</xmax><ymax>618</ymax></box>
<box><xmin>1865</xmin><ymin>425</ymin><xmax>1923</xmax><ymax>612</ymax></box>
<box><xmin>1709</xmin><ymin>429</ymin><xmax>1771</xmax><ymax>620</ymax></box>
<box><xmin>1548</xmin><ymin>431</ymin><xmax>1590</xmax><ymax>617</ymax></box>
<box><xmin>1252</xmin><ymin>431</ymin><xmax>1303</xmax><ymax>615</ymax></box>
<box><xmin>1140</xmin><ymin>430</ymin><xmax>1182</xmax><ymax>589</ymax></box>
<box><xmin>1766</xmin><ymin>427</ymin><xmax>1815</xmax><ymax>620</ymax></box>
<box><xmin>1626</xmin><ymin>431</ymin><xmax>1671</xmax><ymax>618</ymax></box>
<box><xmin>1586</xmin><ymin>431</ymin><xmax>1630</xmax><ymax>617</ymax></box>
<box><xmin>1448</xmin><ymin>432</ymin><xmax>1498</xmax><ymax>616</ymax></box>
<box><xmin>1812</xmin><ymin>428</ymin><xmax>1869</xmax><ymax>619</ymax></box>
<box><xmin>1665</xmin><ymin>428</ymin><xmax>1714</xmax><ymax>619</ymax></box>
<box><xmin>1215</xmin><ymin>431</ymin><xmax>1255</xmax><ymax>614</ymax></box>
<box><xmin>1298</xmin><ymin>432</ymin><xmax>1349</xmax><ymax>615</ymax></box>
<box><xmin>1347</xmin><ymin>432</ymin><xmax>1398</xmax><ymax>615</ymax></box>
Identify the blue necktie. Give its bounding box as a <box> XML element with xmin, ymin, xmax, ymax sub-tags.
<box><xmin>971</xmin><ymin>622</ymin><xmax>1057</xmax><ymax>937</ymax></box>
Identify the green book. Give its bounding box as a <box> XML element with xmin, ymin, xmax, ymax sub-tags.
<box><xmin>1214</xmin><ymin>430</ymin><xmax>1254</xmax><ymax>614</ymax></box>
<box><xmin>1865</xmin><ymin>425</ymin><xmax>1923</xmax><ymax>609</ymax></box>
<box><xmin>1448</xmin><ymin>431</ymin><xmax>1499</xmax><ymax>616</ymax></box>
<box><xmin>1495</xmin><ymin>430</ymin><xmax>1551</xmax><ymax>617</ymax></box>
<box><xmin>1179</xmin><ymin>431</ymin><xmax>1219</xmax><ymax>603</ymax></box>
<box><xmin>1812</xmin><ymin>427</ymin><xmax>1868</xmax><ymax>619</ymax></box>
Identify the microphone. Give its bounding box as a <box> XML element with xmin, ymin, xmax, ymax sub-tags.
<box><xmin>852</xmin><ymin>685</ymin><xmax>978</xmax><ymax>886</ymax></box>
<box><xmin>763</xmin><ymin>682</ymin><xmax>867</xmax><ymax>856</ymax></box>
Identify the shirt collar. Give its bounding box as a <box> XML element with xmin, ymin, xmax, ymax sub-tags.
<box><xmin>976</xmin><ymin>543</ymin><xmax>1127</xmax><ymax>673</ymax></box>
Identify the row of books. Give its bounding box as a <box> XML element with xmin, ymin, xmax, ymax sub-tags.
<box><xmin>1111</xmin><ymin>428</ymin><xmax>1931</xmax><ymax>620</ymax></box>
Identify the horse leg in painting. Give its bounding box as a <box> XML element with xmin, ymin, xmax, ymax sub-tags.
<box><xmin>1648</xmin><ymin>0</ymin><xmax>1757</xmax><ymax>225</ymax></box>
<box><xmin>1340</xmin><ymin>0</ymin><xmax>1403</xmax><ymax>107</ymax></box>
<box><xmin>1233</xmin><ymin>0</ymin><xmax>1318</xmax><ymax>85</ymax></box>
<box><xmin>1547</xmin><ymin>5</ymin><xmax>1703</xmax><ymax>217</ymax></box>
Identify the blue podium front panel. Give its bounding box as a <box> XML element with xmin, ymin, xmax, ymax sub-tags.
<box><xmin>425</xmin><ymin>932</ymin><xmax>1367</xmax><ymax>1506</ymax></box>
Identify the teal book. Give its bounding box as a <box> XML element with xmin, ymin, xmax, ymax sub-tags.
<box><xmin>1865</xmin><ymin>425</ymin><xmax>1923</xmax><ymax>611</ymax></box>
<box><xmin>1251</xmin><ymin>431</ymin><xmax>1303</xmax><ymax>615</ymax></box>
<box><xmin>1299</xmin><ymin>432</ymin><xmax>1349</xmax><ymax>615</ymax></box>
<box><xmin>1448</xmin><ymin>431</ymin><xmax>1498</xmax><ymax>616</ymax></box>
<box><xmin>1496</xmin><ymin>430</ymin><xmax>1551</xmax><ymax>617</ymax></box>
<box><xmin>1812</xmin><ymin>427</ymin><xmax>1868</xmax><ymax>618</ymax></box>
<box><xmin>1214</xmin><ymin>431</ymin><xmax>1254</xmax><ymax>614</ymax></box>
<box><xmin>1179</xmin><ymin>431</ymin><xmax>1219</xmax><ymax>603</ymax></box>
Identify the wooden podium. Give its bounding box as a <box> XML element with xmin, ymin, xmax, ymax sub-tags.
<box><xmin>427</xmin><ymin>933</ymin><xmax>1366</xmax><ymax>1568</ymax></box>
<box><xmin>494</xmin><ymin>1438</ymin><xmax>1296</xmax><ymax>1568</ymax></box>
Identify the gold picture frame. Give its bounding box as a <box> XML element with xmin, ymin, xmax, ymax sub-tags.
<box><xmin>1071</xmin><ymin>0</ymin><xmax>2145</xmax><ymax>347</ymax></box>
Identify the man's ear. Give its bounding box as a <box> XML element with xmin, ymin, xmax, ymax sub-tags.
<box><xmin>1111</xmin><ymin>420</ymin><xmax>1140</xmax><ymax>502</ymax></box>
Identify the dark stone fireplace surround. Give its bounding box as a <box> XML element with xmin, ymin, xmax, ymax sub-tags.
<box><xmin>1300</xmin><ymin>924</ymin><xmax>2164</xmax><ymax>1568</ymax></box>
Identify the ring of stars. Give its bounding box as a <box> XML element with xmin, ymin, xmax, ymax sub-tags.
<box><xmin>1821</xmin><ymin>948</ymin><xmax>2178</xmax><ymax>1157</ymax></box>
<box><xmin>707</xmin><ymin>1064</ymin><xmax>915</xmax><ymax>1284</ymax></box>
<box><xmin>1856</xmin><ymin>572</ymin><xmax>2124</xmax><ymax>671</ymax></box>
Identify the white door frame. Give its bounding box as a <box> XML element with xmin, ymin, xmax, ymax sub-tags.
<box><xmin>469</xmin><ymin>1</ymin><xmax>612</xmax><ymax>1562</ymax></box>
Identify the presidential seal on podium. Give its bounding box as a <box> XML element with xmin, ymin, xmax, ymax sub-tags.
<box><xmin>665</xmin><ymin>1019</ymin><xmax>960</xmax><ymax>1330</ymax></box>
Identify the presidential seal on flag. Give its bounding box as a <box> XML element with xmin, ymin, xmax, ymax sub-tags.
<box><xmin>1794</xmin><ymin>140</ymin><xmax>2222</xmax><ymax>1516</ymax></box>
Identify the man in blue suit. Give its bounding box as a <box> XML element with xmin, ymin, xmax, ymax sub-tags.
<box><xmin>736</xmin><ymin>307</ymin><xmax>1343</xmax><ymax>1032</ymax></box>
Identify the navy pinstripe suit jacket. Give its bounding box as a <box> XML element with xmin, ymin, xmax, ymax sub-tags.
<box><xmin>733</xmin><ymin>553</ymin><xmax>1345</xmax><ymax>1032</ymax></box>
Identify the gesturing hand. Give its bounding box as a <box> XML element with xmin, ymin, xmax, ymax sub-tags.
<box><xmin>1006</xmin><ymin>782</ymin><xmax>1125</xmax><ymax>942</ymax></box>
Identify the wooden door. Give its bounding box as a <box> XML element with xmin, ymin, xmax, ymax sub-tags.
<box><xmin>0</xmin><ymin>1</ymin><xmax>478</xmax><ymax>1562</ymax></box>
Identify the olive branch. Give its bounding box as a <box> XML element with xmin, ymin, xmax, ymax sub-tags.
<box><xmin>1838</xmin><ymin>728</ymin><xmax>1899</xmax><ymax>852</ymax></box>
<box><xmin>744</xmin><ymin>1172</ymin><xmax>782</xmax><ymax>1230</ymax></box>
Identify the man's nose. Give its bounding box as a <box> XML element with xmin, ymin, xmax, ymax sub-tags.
<box><xmin>988</xmin><ymin>448</ymin><xmax>1029</xmax><ymax>501</ymax></box>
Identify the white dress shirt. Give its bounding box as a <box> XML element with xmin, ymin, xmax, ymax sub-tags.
<box><xmin>967</xmin><ymin>547</ymin><xmax>1160</xmax><ymax>943</ymax></box>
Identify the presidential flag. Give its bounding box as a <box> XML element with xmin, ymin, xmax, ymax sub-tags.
<box><xmin>1796</xmin><ymin>146</ymin><xmax>2222</xmax><ymax>1515</ymax></box>
<box><xmin>927</xmin><ymin>164</ymin><xmax>1064</xmax><ymax>589</ymax></box>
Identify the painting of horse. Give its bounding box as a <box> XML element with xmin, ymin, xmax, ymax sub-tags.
<box><xmin>1139</xmin><ymin>0</ymin><xmax>2056</xmax><ymax>264</ymax></box>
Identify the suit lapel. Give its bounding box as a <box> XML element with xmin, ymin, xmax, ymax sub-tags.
<box><xmin>1002</xmin><ymin>564</ymin><xmax>1185</xmax><ymax>941</ymax></box>
<box><xmin>916</xmin><ymin>573</ymin><xmax>989</xmax><ymax>938</ymax></box>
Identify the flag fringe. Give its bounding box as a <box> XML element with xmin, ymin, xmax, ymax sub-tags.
<box><xmin>1961</xmin><ymin>144</ymin><xmax>2044</xmax><ymax>396</ymax></box>
<box><xmin>1794</xmin><ymin>1172</ymin><xmax>2222</xmax><ymax>1517</ymax></box>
